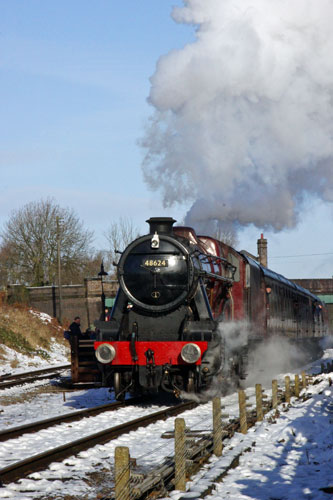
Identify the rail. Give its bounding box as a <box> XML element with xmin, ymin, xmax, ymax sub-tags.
<box><xmin>0</xmin><ymin>400</ymin><xmax>198</xmax><ymax>485</ymax></box>
<box><xmin>0</xmin><ymin>396</ymin><xmax>145</xmax><ymax>442</ymax></box>
<box><xmin>0</xmin><ymin>364</ymin><xmax>71</xmax><ymax>390</ymax></box>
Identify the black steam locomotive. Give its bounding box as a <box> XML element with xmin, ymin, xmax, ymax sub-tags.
<box><xmin>93</xmin><ymin>217</ymin><xmax>236</xmax><ymax>399</ymax></box>
<box><xmin>85</xmin><ymin>217</ymin><xmax>327</xmax><ymax>400</ymax></box>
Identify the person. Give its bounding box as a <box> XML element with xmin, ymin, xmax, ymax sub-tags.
<box><xmin>69</xmin><ymin>316</ymin><xmax>83</xmax><ymax>340</ymax></box>
<box><xmin>86</xmin><ymin>324</ymin><xmax>97</xmax><ymax>340</ymax></box>
<box><xmin>105</xmin><ymin>308</ymin><xmax>110</xmax><ymax>321</ymax></box>
<box><xmin>99</xmin><ymin>307</ymin><xmax>110</xmax><ymax>321</ymax></box>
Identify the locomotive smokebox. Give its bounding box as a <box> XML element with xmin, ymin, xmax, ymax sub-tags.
<box><xmin>146</xmin><ymin>217</ymin><xmax>176</xmax><ymax>235</ymax></box>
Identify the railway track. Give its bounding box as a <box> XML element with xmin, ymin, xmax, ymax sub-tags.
<box><xmin>0</xmin><ymin>396</ymin><xmax>145</xmax><ymax>442</ymax></box>
<box><xmin>0</xmin><ymin>364</ymin><xmax>71</xmax><ymax>390</ymax></box>
<box><xmin>0</xmin><ymin>365</ymin><xmax>324</xmax><ymax>495</ymax></box>
<box><xmin>0</xmin><ymin>368</ymin><xmax>325</xmax><ymax>495</ymax></box>
<box><xmin>0</xmin><ymin>400</ymin><xmax>198</xmax><ymax>486</ymax></box>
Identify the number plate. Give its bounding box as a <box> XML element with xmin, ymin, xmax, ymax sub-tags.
<box><xmin>143</xmin><ymin>259</ymin><xmax>168</xmax><ymax>267</ymax></box>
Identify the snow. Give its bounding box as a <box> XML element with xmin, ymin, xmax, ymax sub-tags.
<box><xmin>0</xmin><ymin>341</ymin><xmax>69</xmax><ymax>380</ymax></box>
<box><xmin>183</xmin><ymin>375</ymin><xmax>333</xmax><ymax>500</ymax></box>
<box><xmin>0</xmin><ymin>309</ymin><xmax>69</xmax><ymax>378</ymax></box>
<box><xmin>0</xmin><ymin>339</ymin><xmax>332</xmax><ymax>499</ymax></box>
<box><xmin>28</xmin><ymin>310</ymin><xmax>53</xmax><ymax>324</ymax></box>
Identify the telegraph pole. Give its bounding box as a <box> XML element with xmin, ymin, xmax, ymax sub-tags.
<box><xmin>56</xmin><ymin>216</ymin><xmax>63</xmax><ymax>324</ymax></box>
<box><xmin>98</xmin><ymin>261</ymin><xmax>108</xmax><ymax>320</ymax></box>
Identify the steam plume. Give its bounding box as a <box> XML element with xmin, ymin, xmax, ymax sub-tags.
<box><xmin>245</xmin><ymin>336</ymin><xmax>308</xmax><ymax>387</ymax></box>
<box><xmin>141</xmin><ymin>0</ymin><xmax>333</xmax><ymax>232</ymax></box>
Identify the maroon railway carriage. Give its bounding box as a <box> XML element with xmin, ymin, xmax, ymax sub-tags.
<box><xmin>71</xmin><ymin>218</ymin><xmax>327</xmax><ymax>398</ymax></box>
<box><xmin>176</xmin><ymin>232</ymin><xmax>327</xmax><ymax>339</ymax></box>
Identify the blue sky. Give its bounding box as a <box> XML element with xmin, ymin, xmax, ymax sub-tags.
<box><xmin>1</xmin><ymin>2</ymin><xmax>191</xmax><ymax>226</ymax></box>
<box><xmin>1</xmin><ymin>0</ymin><xmax>333</xmax><ymax>279</ymax></box>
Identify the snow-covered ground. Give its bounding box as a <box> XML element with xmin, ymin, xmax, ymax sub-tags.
<box><xmin>0</xmin><ymin>338</ymin><xmax>69</xmax><ymax>379</ymax></box>
<box><xmin>0</xmin><ymin>338</ymin><xmax>69</xmax><ymax>375</ymax></box>
<box><xmin>0</xmin><ymin>343</ymin><xmax>332</xmax><ymax>500</ymax></box>
<box><xmin>182</xmin><ymin>356</ymin><xmax>333</xmax><ymax>500</ymax></box>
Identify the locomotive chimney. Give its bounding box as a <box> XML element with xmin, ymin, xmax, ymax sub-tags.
<box><xmin>146</xmin><ymin>217</ymin><xmax>176</xmax><ymax>235</ymax></box>
<box><xmin>257</xmin><ymin>233</ymin><xmax>268</xmax><ymax>267</ymax></box>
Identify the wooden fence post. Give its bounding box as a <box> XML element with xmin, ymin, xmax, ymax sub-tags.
<box><xmin>115</xmin><ymin>446</ymin><xmax>130</xmax><ymax>500</ymax></box>
<box><xmin>301</xmin><ymin>371</ymin><xmax>307</xmax><ymax>389</ymax></box>
<box><xmin>285</xmin><ymin>376</ymin><xmax>291</xmax><ymax>403</ymax></box>
<box><xmin>272</xmin><ymin>379</ymin><xmax>278</xmax><ymax>409</ymax></box>
<box><xmin>255</xmin><ymin>384</ymin><xmax>263</xmax><ymax>422</ymax></box>
<box><xmin>238</xmin><ymin>389</ymin><xmax>247</xmax><ymax>434</ymax></box>
<box><xmin>174</xmin><ymin>417</ymin><xmax>186</xmax><ymax>491</ymax></box>
<box><xmin>294</xmin><ymin>374</ymin><xmax>300</xmax><ymax>398</ymax></box>
<box><xmin>213</xmin><ymin>397</ymin><xmax>223</xmax><ymax>457</ymax></box>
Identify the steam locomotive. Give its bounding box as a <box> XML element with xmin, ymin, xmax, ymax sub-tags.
<box><xmin>79</xmin><ymin>217</ymin><xmax>327</xmax><ymax>400</ymax></box>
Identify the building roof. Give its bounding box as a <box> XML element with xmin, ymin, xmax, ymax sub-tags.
<box><xmin>292</xmin><ymin>279</ymin><xmax>333</xmax><ymax>294</ymax></box>
<box><xmin>316</xmin><ymin>294</ymin><xmax>333</xmax><ymax>304</ymax></box>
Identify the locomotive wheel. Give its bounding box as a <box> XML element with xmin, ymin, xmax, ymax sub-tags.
<box><xmin>114</xmin><ymin>372</ymin><xmax>125</xmax><ymax>401</ymax></box>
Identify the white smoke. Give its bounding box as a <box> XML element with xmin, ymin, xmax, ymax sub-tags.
<box><xmin>180</xmin><ymin>321</ymin><xmax>251</xmax><ymax>402</ymax></box>
<box><xmin>141</xmin><ymin>0</ymin><xmax>333</xmax><ymax>232</ymax></box>
<box><xmin>320</xmin><ymin>334</ymin><xmax>333</xmax><ymax>350</ymax></box>
<box><xmin>245</xmin><ymin>336</ymin><xmax>308</xmax><ymax>387</ymax></box>
<box><xmin>220</xmin><ymin>320</ymin><xmax>250</xmax><ymax>353</ymax></box>
<box><xmin>180</xmin><ymin>322</ymin><xmax>309</xmax><ymax>402</ymax></box>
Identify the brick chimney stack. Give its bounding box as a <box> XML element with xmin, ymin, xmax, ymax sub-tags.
<box><xmin>257</xmin><ymin>233</ymin><xmax>268</xmax><ymax>268</ymax></box>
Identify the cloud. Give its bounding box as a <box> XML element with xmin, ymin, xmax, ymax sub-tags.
<box><xmin>141</xmin><ymin>0</ymin><xmax>333</xmax><ymax>233</ymax></box>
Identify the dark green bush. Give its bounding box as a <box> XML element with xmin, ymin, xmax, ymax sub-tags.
<box><xmin>0</xmin><ymin>326</ymin><xmax>39</xmax><ymax>356</ymax></box>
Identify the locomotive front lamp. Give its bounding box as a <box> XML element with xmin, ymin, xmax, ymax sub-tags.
<box><xmin>181</xmin><ymin>343</ymin><xmax>201</xmax><ymax>364</ymax></box>
<box><xmin>96</xmin><ymin>343</ymin><xmax>116</xmax><ymax>364</ymax></box>
<box><xmin>151</xmin><ymin>232</ymin><xmax>160</xmax><ymax>249</ymax></box>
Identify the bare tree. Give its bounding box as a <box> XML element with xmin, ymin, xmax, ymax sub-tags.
<box><xmin>0</xmin><ymin>241</ymin><xmax>17</xmax><ymax>287</ymax></box>
<box><xmin>104</xmin><ymin>217</ymin><xmax>140</xmax><ymax>276</ymax></box>
<box><xmin>80</xmin><ymin>250</ymin><xmax>110</xmax><ymax>281</ymax></box>
<box><xmin>0</xmin><ymin>199</ymin><xmax>94</xmax><ymax>286</ymax></box>
<box><xmin>212</xmin><ymin>220</ymin><xmax>239</xmax><ymax>248</ymax></box>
